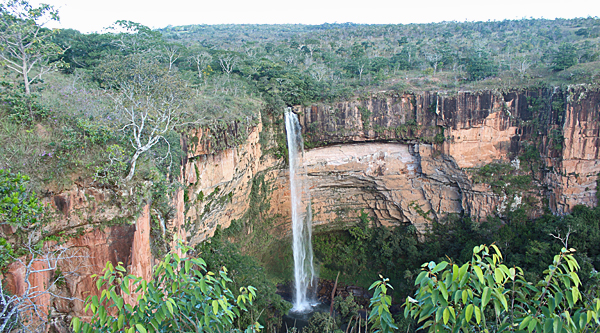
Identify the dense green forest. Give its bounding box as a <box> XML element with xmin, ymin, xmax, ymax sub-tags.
<box><xmin>1</xmin><ymin>6</ymin><xmax>600</xmax><ymax>189</ymax></box>
<box><xmin>2</xmin><ymin>0</ymin><xmax>600</xmax><ymax>331</ymax></box>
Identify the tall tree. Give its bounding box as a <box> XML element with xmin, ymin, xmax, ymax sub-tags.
<box><xmin>0</xmin><ymin>0</ymin><xmax>66</xmax><ymax>95</ymax></box>
<box><xmin>552</xmin><ymin>42</ymin><xmax>577</xmax><ymax>71</ymax></box>
<box><xmin>107</xmin><ymin>20</ymin><xmax>162</xmax><ymax>54</ymax></box>
<box><xmin>465</xmin><ymin>49</ymin><xmax>497</xmax><ymax>81</ymax></box>
<box><xmin>96</xmin><ymin>55</ymin><xmax>192</xmax><ymax>181</ymax></box>
<box><xmin>189</xmin><ymin>48</ymin><xmax>212</xmax><ymax>80</ymax></box>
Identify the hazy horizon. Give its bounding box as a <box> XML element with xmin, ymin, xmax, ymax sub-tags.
<box><xmin>28</xmin><ymin>0</ymin><xmax>600</xmax><ymax>33</ymax></box>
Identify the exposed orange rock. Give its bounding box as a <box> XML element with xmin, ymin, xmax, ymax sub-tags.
<box><xmin>296</xmin><ymin>88</ymin><xmax>600</xmax><ymax>220</ymax></box>
<box><xmin>8</xmin><ymin>87</ymin><xmax>600</xmax><ymax>324</ymax></box>
<box><xmin>180</xmin><ymin>118</ymin><xmax>284</xmax><ymax>244</ymax></box>
<box><xmin>4</xmin><ymin>258</ymin><xmax>51</xmax><ymax>329</ymax></box>
<box><xmin>123</xmin><ymin>204</ymin><xmax>152</xmax><ymax>306</ymax></box>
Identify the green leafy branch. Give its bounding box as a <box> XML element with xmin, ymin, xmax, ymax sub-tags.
<box><xmin>402</xmin><ymin>244</ymin><xmax>600</xmax><ymax>332</ymax></box>
<box><xmin>73</xmin><ymin>244</ymin><xmax>262</xmax><ymax>333</ymax></box>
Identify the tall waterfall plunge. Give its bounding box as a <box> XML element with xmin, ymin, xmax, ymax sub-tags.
<box><xmin>285</xmin><ymin>108</ymin><xmax>316</xmax><ymax>312</ymax></box>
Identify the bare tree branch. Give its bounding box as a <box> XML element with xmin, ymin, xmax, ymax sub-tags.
<box><xmin>1</xmin><ymin>233</ymin><xmax>87</xmax><ymax>333</ymax></box>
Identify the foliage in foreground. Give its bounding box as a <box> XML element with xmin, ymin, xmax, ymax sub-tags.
<box><xmin>0</xmin><ymin>169</ymin><xmax>42</xmax><ymax>231</ymax></box>
<box><xmin>72</xmin><ymin>245</ymin><xmax>262</xmax><ymax>333</ymax></box>
<box><xmin>314</xmin><ymin>201</ymin><xmax>600</xmax><ymax>304</ymax></box>
<box><xmin>196</xmin><ymin>229</ymin><xmax>292</xmax><ymax>333</ymax></box>
<box><xmin>398</xmin><ymin>244</ymin><xmax>600</xmax><ymax>332</ymax></box>
<box><xmin>369</xmin><ymin>276</ymin><xmax>398</xmax><ymax>333</ymax></box>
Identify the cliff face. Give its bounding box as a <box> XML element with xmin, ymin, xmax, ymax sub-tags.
<box><xmin>8</xmin><ymin>87</ymin><xmax>600</xmax><ymax>323</ymax></box>
<box><xmin>301</xmin><ymin>143</ymin><xmax>469</xmax><ymax>232</ymax></box>
<box><xmin>550</xmin><ymin>90</ymin><xmax>600</xmax><ymax>213</ymax></box>
<box><xmin>295</xmin><ymin>88</ymin><xmax>600</xmax><ymax>223</ymax></box>
<box><xmin>177</xmin><ymin>120</ymin><xmax>286</xmax><ymax>244</ymax></box>
<box><xmin>175</xmin><ymin>87</ymin><xmax>600</xmax><ymax>238</ymax></box>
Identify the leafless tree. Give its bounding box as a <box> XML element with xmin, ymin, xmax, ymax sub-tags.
<box><xmin>190</xmin><ymin>51</ymin><xmax>212</xmax><ymax>80</ymax></box>
<box><xmin>98</xmin><ymin>56</ymin><xmax>192</xmax><ymax>181</ymax></box>
<box><xmin>310</xmin><ymin>64</ymin><xmax>329</xmax><ymax>82</ymax></box>
<box><xmin>283</xmin><ymin>54</ymin><xmax>296</xmax><ymax>65</ymax></box>
<box><xmin>357</xmin><ymin>62</ymin><xmax>366</xmax><ymax>81</ymax></box>
<box><xmin>162</xmin><ymin>44</ymin><xmax>181</xmax><ymax>72</ymax></box>
<box><xmin>516</xmin><ymin>56</ymin><xmax>531</xmax><ymax>79</ymax></box>
<box><xmin>0</xmin><ymin>234</ymin><xmax>85</xmax><ymax>333</ymax></box>
<box><xmin>244</xmin><ymin>47</ymin><xmax>256</xmax><ymax>58</ymax></box>
<box><xmin>218</xmin><ymin>54</ymin><xmax>237</xmax><ymax>76</ymax></box>
<box><xmin>425</xmin><ymin>52</ymin><xmax>443</xmax><ymax>75</ymax></box>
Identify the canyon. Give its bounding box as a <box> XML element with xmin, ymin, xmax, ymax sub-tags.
<box><xmin>5</xmin><ymin>86</ymin><xmax>600</xmax><ymax>321</ymax></box>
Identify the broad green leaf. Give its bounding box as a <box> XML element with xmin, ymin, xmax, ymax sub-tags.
<box><xmin>439</xmin><ymin>281</ymin><xmax>448</xmax><ymax>301</ymax></box>
<box><xmin>553</xmin><ymin>317</ymin><xmax>561</xmax><ymax>333</ymax></box>
<box><xmin>212</xmin><ymin>300</ymin><xmax>219</xmax><ymax>315</ymax></box>
<box><xmin>432</xmin><ymin>261</ymin><xmax>448</xmax><ymax>274</ymax></box>
<box><xmin>555</xmin><ymin>292</ymin><xmax>563</xmax><ymax>307</ymax></box>
<box><xmin>452</xmin><ymin>264</ymin><xmax>459</xmax><ymax>281</ymax></box>
<box><xmin>415</xmin><ymin>271</ymin><xmax>428</xmax><ymax>285</ymax></box>
<box><xmin>117</xmin><ymin>315</ymin><xmax>124</xmax><ymax>329</ymax></box>
<box><xmin>566</xmin><ymin>290</ymin><xmax>574</xmax><ymax>307</ymax></box>
<box><xmin>494</xmin><ymin>268</ymin><xmax>504</xmax><ymax>284</ymax></box>
<box><xmin>72</xmin><ymin>317</ymin><xmax>80</xmax><ymax>332</ymax></box>
<box><xmin>448</xmin><ymin>306</ymin><xmax>455</xmax><ymax>319</ymax></box>
<box><xmin>482</xmin><ymin>287</ymin><xmax>491</xmax><ymax>309</ymax></box>
<box><xmin>549</xmin><ymin>297</ymin><xmax>556</xmax><ymax>313</ymax></box>
<box><xmin>498</xmin><ymin>292</ymin><xmax>508</xmax><ymax>311</ymax></box>
<box><xmin>135</xmin><ymin>324</ymin><xmax>147</xmax><ymax>333</ymax></box>
<box><xmin>490</xmin><ymin>244</ymin><xmax>502</xmax><ymax>259</ymax></box>
<box><xmin>459</xmin><ymin>263</ymin><xmax>469</xmax><ymax>281</ymax></box>
<box><xmin>563</xmin><ymin>311</ymin><xmax>572</xmax><ymax>327</ymax></box>
<box><xmin>443</xmin><ymin>307</ymin><xmax>450</xmax><ymax>325</ymax></box>
<box><xmin>569</xmin><ymin>271</ymin><xmax>581</xmax><ymax>287</ymax></box>
<box><xmin>122</xmin><ymin>279</ymin><xmax>130</xmax><ymax>295</ymax></box>
<box><xmin>541</xmin><ymin>306</ymin><xmax>551</xmax><ymax>318</ymax></box>
<box><xmin>499</xmin><ymin>264</ymin><xmax>511</xmax><ymax>277</ymax></box>
<box><xmin>474</xmin><ymin>306</ymin><xmax>481</xmax><ymax>324</ymax></box>
<box><xmin>493</xmin><ymin>299</ymin><xmax>502</xmax><ymax>317</ymax></box>
<box><xmin>435</xmin><ymin>306</ymin><xmax>443</xmax><ymax>322</ymax></box>
<box><xmin>473</xmin><ymin>265</ymin><xmax>484</xmax><ymax>284</ymax></box>
<box><xmin>204</xmin><ymin>307</ymin><xmax>211</xmax><ymax>325</ymax></box>
<box><xmin>465</xmin><ymin>304</ymin><xmax>473</xmax><ymax>323</ymax></box>
<box><xmin>528</xmin><ymin>317</ymin><xmax>537</xmax><ymax>333</ymax></box>
<box><xmin>544</xmin><ymin>318</ymin><xmax>553</xmax><ymax>333</ymax></box>
<box><xmin>578</xmin><ymin>312</ymin><xmax>586</xmax><ymax>328</ymax></box>
<box><xmin>520</xmin><ymin>316</ymin><xmax>531</xmax><ymax>330</ymax></box>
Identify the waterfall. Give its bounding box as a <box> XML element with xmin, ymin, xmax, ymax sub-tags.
<box><xmin>285</xmin><ymin>108</ymin><xmax>316</xmax><ymax>312</ymax></box>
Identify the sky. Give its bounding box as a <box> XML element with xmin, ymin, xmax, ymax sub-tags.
<box><xmin>29</xmin><ymin>0</ymin><xmax>600</xmax><ymax>33</ymax></box>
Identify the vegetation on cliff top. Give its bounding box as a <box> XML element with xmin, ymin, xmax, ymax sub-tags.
<box><xmin>2</xmin><ymin>1</ymin><xmax>600</xmax><ymax>332</ymax></box>
<box><xmin>1</xmin><ymin>0</ymin><xmax>599</xmax><ymax>191</ymax></box>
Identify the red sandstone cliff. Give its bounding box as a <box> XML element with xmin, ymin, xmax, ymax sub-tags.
<box><xmin>6</xmin><ymin>86</ymin><xmax>600</xmax><ymax>323</ymax></box>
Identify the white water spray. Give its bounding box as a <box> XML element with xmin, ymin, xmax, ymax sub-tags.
<box><xmin>285</xmin><ymin>108</ymin><xmax>315</xmax><ymax>312</ymax></box>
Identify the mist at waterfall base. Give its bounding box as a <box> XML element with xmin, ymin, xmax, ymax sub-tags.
<box><xmin>284</xmin><ymin>108</ymin><xmax>318</xmax><ymax>314</ymax></box>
